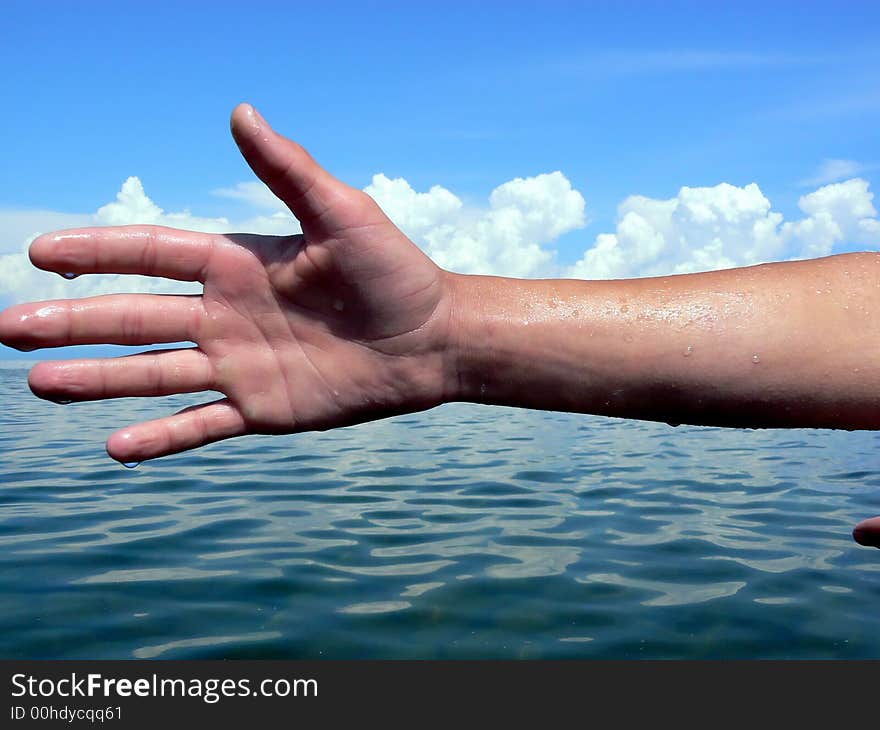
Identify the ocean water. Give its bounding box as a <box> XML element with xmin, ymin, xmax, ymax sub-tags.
<box><xmin>2</xmin><ymin>359</ymin><xmax>880</xmax><ymax>659</ymax></box>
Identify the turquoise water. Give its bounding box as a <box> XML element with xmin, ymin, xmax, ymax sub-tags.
<box><xmin>2</xmin><ymin>360</ymin><xmax>880</xmax><ymax>659</ymax></box>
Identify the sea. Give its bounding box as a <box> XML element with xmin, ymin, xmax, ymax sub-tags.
<box><xmin>2</xmin><ymin>360</ymin><xmax>879</xmax><ymax>659</ymax></box>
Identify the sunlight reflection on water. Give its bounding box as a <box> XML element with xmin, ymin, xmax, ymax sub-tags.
<box><xmin>1</xmin><ymin>361</ymin><xmax>880</xmax><ymax>658</ymax></box>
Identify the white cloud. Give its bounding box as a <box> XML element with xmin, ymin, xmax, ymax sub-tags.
<box><xmin>568</xmin><ymin>177</ymin><xmax>880</xmax><ymax>279</ymax></box>
<box><xmin>2</xmin><ymin>172</ymin><xmax>879</xmax><ymax>308</ymax></box>
<box><xmin>799</xmin><ymin>159</ymin><xmax>867</xmax><ymax>187</ymax></box>
<box><xmin>211</xmin><ymin>181</ymin><xmax>290</xmax><ymax>213</ymax></box>
<box><xmin>797</xmin><ymin>177</ymin><xmax>876</xmax><ymax>221</ymax></box>
<box><xmin>95</xmin><ymin>177</ymin><xmax>300</xmax><ymax>236</ymax></box>
<box><xmin>364</xmin><ymin>171</ymin><xmax>586</xmax><ymax>277</ymax></box>
<box><xmin>786</xmin><ymin>178</ymin><xmax>877</xmax><ymax>258</ymax></box>
<box><xmin>0</xmin><ymin>209</ymin><xmax>94</xmax><ymax>251</ymax></box>
<box><xmin>0</xmin><ymin>177</ymin><xmax>301</xmax><ymax>303</ymax></box>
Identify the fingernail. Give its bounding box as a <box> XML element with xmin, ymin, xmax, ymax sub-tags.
<box><xmin>244</xmin><ymin>103</ymin><xmax>271</xmax><ymax>135</ymax></box>
<box><xmin>250</xmin><ymin>105</ymin><xmax>267</xmax><ymax>126</ymax></box>
<box><xmin>232</xmin><ymin>105</ymin><xmax>261</xmax><ymax>145</ymax></box>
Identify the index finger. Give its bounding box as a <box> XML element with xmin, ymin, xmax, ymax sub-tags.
<box><xmin>29</xmin><ymin>225</ymin><xmax>216</xmax><ymax>282</ymax></box>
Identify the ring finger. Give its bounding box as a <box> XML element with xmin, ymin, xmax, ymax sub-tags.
<box><xmin>28</xmin><ymin>348</ymin><xmax>216</xmax><ymax>402</ymax></box>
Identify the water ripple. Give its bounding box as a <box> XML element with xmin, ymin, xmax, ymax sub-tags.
<box><xmin>1</xmin><ymin>362</ymin><xmax>879</xmax><ymax>658</ymax></box>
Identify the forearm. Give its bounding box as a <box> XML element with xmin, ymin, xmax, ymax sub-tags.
<box><xmin>443</xmin><ymin>252</ymin><xmax>880</xmax><ymax>429</ymax></box>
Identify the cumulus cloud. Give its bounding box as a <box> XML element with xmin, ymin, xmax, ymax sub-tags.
<box><xmin>2</xmin><ymin>171</ymin><xmax>879</xmax><ymax>307</ymax></box>
<box><xmin>364</xmin><ymin>171</ymin><xmax>587</xmax><ymax>277</ymax></box>
<box><xmin>568</xmin><ymin>177</ymin><xmax>880</xmax><ymax>279</ymax></box>
<box><xmin>0</xmin><ymin>177</ymin><xmax>301</xmax><ymax>303</ymax></box>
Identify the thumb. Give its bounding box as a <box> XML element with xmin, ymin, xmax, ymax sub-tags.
<box><xmin>229</xmin><ymin>103</ymin><xmax>341</xmax><ymax>226</ymax></box>
<box><xmin>852</xmin><ymin>516</ymin><xmax>880</xmax><ymax>547</ymax></box>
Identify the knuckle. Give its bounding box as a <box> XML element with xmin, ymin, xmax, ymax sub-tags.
<box><xmin>195</xmin><ymin>410</ymin><xmax>211</xmax><ymax>442</ymax></box>
<box><xmin>187</xmin><ymin>301</ymin><xmax>206</xmax><ymax>342</ymax></box>
<box><xmin>345</xmin><ymin>186</ymin><xmax>378</xmax><ymax>213</ymax></box>
<box><xmin>141</xmin><ymin>228</ymin><xmax>160</xmax><ymax>273</ymax></box>
<box><xmin>174</xmin><ymin>352</ymin><xmax>213</xmax><ymax>391</ymax></box>
<box><xmin>120</xmin><ymin>307</ymin><xmax>144</xmax><ymax>342</ymax></box>
<box><xmin>149</xmin><ymin>356</ymin><xmax>166</xmax><ymax>394</ymax></box>
<box><xmin>91</xmin><ymin>228</ymin><xmax>110</xmax><ymax>264</ymax></box>
<box><xmin>345</xmin><ymin>188</ymin><xmax>388</xmax><ymax>225</ymax></box>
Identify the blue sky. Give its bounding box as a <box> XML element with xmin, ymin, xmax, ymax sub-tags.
<box><xmin>2</xmin><ymin>0</ymin><xmax>879</xmax><ymax>359</ymax></box>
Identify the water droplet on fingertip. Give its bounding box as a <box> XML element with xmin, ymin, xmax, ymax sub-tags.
<box><xmin>61</xmin><ymin>272</ymin><xmax>79</xmax><ymax>280</ymax></box>
<box><xmin>121</xmin><ymin>461</ymin><xmax>140</xmax><ymax>469</ymax></box>
<box><xmin>751</xmin><ymin>354</ymin><xmax>761</xmax><ymax>364</ymax></box>
<box><xmin>683</xmin><ymin>345</ymin><xmax>693</xmax><ymax>357</ymax></box>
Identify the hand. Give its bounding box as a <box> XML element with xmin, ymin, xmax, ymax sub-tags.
<box><xmin>0</xmin><ymin>104</ymin><xmax>458</xmax><ymax>464</ymax></box>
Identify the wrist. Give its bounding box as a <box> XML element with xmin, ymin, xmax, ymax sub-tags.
<box><xmin>388</xmin><ymin>268</ymin><xmax>479</xmax><ymax>412</ymax></box>
<box><xmin>436</xmin><ymin>271</ymin><xmax>623</xmax><ymax>414</ymax></box>
<box><xmin>439</xmin><ymin>270</ymin><xmax>502</xmax><ymax>405</ymax></box>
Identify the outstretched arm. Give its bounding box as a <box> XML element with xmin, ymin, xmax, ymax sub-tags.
<box><xmin>449</xmin><ymin>253</ymin><xmax>880</xmax><ymax>430</ymax></box>
<box><xmin>1</xmin><ymin>104</ymin><xmax>878</xmax><ymax>546</ymax></box>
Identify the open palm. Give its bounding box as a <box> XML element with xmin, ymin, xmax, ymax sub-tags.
<box><xmin>0</xmin><ymin>104</ymin><xmax>456</xmax><ymax>463</ymax></box>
